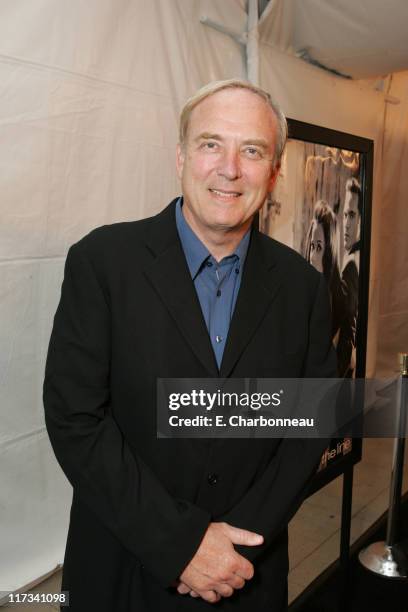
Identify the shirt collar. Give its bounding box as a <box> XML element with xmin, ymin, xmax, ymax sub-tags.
<box><xmin>175</xmin><ymin>197</ymin><xmax>251</xmax><ymax>279</ymax></box>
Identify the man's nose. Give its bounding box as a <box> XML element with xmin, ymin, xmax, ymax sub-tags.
<box><xmin>216</xmin><ymin>148</ymin><xmax>242</xmax><ymax>180</ymax></box>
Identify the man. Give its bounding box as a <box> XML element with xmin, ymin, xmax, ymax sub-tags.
<box><xmin>343</xmin><ymin>177</ymin><xmax>361</xmax><ymax>259</ymax></box>
<box><xmin>337</xmin><ymin>177</ymin><xmax>361</xmax><ymax>377</ymax></box>
<box><xmin>44</xmin><ymin>79</ymin><xmax>336</xmax><ymax>611</ymax></box>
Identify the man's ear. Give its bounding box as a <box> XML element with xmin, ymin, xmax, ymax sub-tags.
<box><xmin>268</xmin><ymin>162</ymin><xmax>280</xmax><ymax>192</ymax></box>
<box><xmin>176</xmin><ymin>143</ymin><xmax>185</xmax><ymax>180</ymax></box>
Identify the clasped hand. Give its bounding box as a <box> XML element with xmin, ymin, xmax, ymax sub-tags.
<box><xmin>176</xmin><ymin>521</ymin><xmax>263</xmax><ymax>603</ymax></box>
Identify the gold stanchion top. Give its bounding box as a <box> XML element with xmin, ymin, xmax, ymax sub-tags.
<box><xmin>399</xmin><ymin>352</ymin><xmax>408</xmax><ymax>375</ymax></box>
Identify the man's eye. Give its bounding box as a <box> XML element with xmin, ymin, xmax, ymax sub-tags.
<box><xmin>201</xmin><ymin>141</ymin><xmax>218</xmax><ymax>151</ymax></box>
<box><xmin>243</xmin><ymin>147</ymin><xmax>262</xmax><ymax>159</ymax></box>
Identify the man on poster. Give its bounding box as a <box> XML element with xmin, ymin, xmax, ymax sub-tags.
<box><xmin>337</xmin><ymin>177</ymin><xmax>361</xmax><ymax>377</ymax></box>
<box><xmin>44</xmin><ymin>79</ymin><xmax>336</xmax><ymax>611</ymax></box>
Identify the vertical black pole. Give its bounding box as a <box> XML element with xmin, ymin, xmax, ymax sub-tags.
<box><xmin>386</xmin><ymin>369</ymin><xmax>407</xmax><ymax>547</ymax></box>
<box><xmin>339</xmin><ymin>465</ymin><xmax>354</xmax><ymax>611</ymax></box>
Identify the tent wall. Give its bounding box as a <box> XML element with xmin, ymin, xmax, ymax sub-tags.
<box><xmin>374</xmin><ymin>72</ymin><xmax>408</xmax><ymax>375</ymax></box>
<box><xmin>0</xmin><ymin>0</ymin><xmax>406</xmax><ymax>595</ymax></box>
<box><xmin>0</xmin><ymin>0</ymin><xmax>245</xmax><ymax>593</ymax></box>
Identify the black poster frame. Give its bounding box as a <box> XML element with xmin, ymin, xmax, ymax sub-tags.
<box><xmin>262</xmin><ymin>119</ymin><xmax>374</xmax><ymax>493</ymax></box>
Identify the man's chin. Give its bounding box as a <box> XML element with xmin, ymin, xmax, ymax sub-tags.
<box><xmin>209</xmin><ymin>216</ymin><xmax>252</xmax><ymax>233</ymax></box>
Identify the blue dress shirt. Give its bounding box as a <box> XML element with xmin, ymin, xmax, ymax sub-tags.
<box><xmin>175</xmin><ymin>198</ymin><xmax>250</xmax><ymax>369</ymax></box>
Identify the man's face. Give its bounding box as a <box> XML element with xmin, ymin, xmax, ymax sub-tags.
<box><xmin>343</xmin><ymin>190</ymin><xmax>360</xmax><ymax>251</ymax></box>
<box><xmin>176</xmin><ymin>88</ymin><xmax>279</xmax><ymax>238</ymax></box>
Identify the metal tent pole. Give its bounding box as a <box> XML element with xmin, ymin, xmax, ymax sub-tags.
<box><xmin>200</xmin><ymin>0</ymin><xmax>260</xmax><ymax>83</ymax></box>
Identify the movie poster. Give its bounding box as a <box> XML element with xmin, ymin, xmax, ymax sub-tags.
<box><xmin>260</xmin><ymin>139</ymin><xmax>364</xmax><ymax>473</ymax></box>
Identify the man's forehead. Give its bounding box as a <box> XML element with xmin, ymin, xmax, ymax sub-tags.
<box><xmin>188</xmin><ymin>89</ymin><xmax>277</xmax><ymax>138</ymax></box>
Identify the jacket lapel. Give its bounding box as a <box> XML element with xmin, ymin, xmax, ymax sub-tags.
<box><xmin>143</xmin><ymin>200</ymin><xmax>283</xmax><ymax>379</ymax></box>
<box><xmin>219</xmin><ymin>230</ymin><xmax>283</xmax><ymax>378</ymax></box>
<box><xmin>143</xmin><ymin>200</ymin><xmax>219</xmax><ymax>377</ymax></box>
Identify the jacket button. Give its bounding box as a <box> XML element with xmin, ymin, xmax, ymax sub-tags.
<box><xmin>207</xmin><ymin>473</ymin><xmax>218</xmax><ymax>485</ymax></box>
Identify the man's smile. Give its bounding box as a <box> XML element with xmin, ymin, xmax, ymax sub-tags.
<box><xmin>209</xmin><ymin>188</ymin><xmax>242</xmax><ymax>199</ymax></box>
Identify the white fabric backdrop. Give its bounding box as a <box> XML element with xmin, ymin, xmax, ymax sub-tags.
<box><xmin>375</xmin><ymin>72</ymin><xmax>408</xmax><ymax>375</ymax></box>
<box><xmin>0</xmin><ymin>0</ymin><xmax>404</xmax><ymax>594</ymax></box>
<box><xmin>0</xmin><ymin>0</ymin><xmax>245</xmax><ymax>593</ymax></box>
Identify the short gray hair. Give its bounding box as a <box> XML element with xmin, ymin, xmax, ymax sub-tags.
<box><xmin>179</xmin><ymin>79</ymin><xmax>288</xmax><ymax>168</ymax></box>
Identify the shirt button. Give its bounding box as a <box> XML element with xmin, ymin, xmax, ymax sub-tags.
<box><xmin>216</xmin><ymin>289</ymin><xmax>221</xmax><ymax>297</ymax></box>
<box><xmin>215</xmin><ymin>335</ymin><xmax>223</xmax><ymax>343</ymax></box>
<box><xmin>206</xmin><ymin>261</ymin><xmax>213</xmax><ymax>267</ymax></box>
<box><xmin>235</xmin><ymin>268</ymin><xmax>239</xmax><ymax>274</ymax></box>
<box><xmin>207</xmin><ymin>473</ymin><xmax>219</xmax><ymax>485</ymax></box>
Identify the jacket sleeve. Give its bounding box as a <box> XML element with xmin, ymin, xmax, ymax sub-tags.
<box><xmin>218</xmin><ymin>273</ymin><xmax>337</xmax><ymax>560</ymax></box>
<box><xmin>337</xmin><ymin>261</ymin><xmax>359</xmax><ymax>377</ymax></box>
<box><xmin>43</xmin><ymin>240</ymin><xmax>210</xmax><ymax>587</ymax></box>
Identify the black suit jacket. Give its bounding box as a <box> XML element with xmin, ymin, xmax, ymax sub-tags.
<box><xmin>43</xmin><ymin>199</ymin><xmax>336</xmax><ymax>611</ymax></box>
